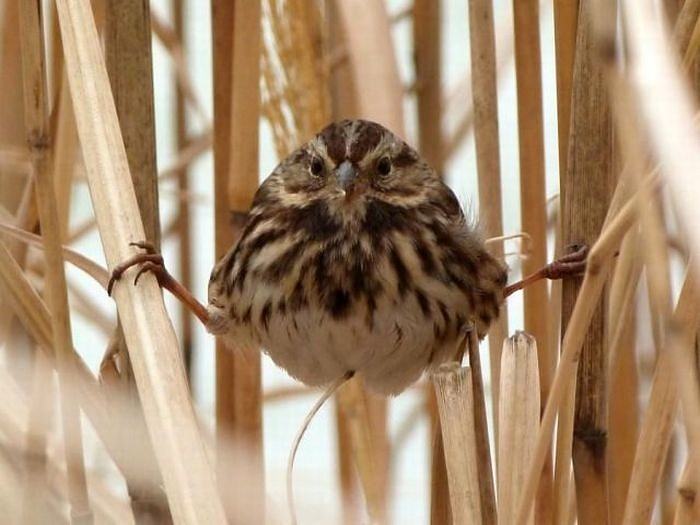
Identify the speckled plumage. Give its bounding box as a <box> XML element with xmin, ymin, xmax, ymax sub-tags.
<box><xmin>206</xmin><ymin>119</ymin><xmax>507</xmax><ymax>394</ymax></box>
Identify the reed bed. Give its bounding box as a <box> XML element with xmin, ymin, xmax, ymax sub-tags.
<box><xmin>0</xmin><ymin>0</ymin><xmax>700</xmax><ymax>523</ymax></box>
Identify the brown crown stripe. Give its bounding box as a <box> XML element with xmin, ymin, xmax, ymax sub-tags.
<box><xmin>348</xmin><ymin>121</ymin><xmax>384</xmax><ymax>163</ymax></box>
<box><xmin>319</xmin><ymin>122</ymin><xmax>346</xmax><ymax>164</ymax></box>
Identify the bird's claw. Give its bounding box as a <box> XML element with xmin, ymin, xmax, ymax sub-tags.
<box><xmin>107</xmin><ymin>242</ymin><xmax>166</xmax><ymax>295</ymax></box>
<box><xmin>544</xmin><ymin>243</ymin><xmax>588</xmax><ymax>280</ymax></box>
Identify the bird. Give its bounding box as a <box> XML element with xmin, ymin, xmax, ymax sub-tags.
<box><xmin>205</xmin><ymin>119</ymin><xmax>507</xmax><ymax>395</ymax></box>
<box><xmin>108</xmin><ymin>119</ymin><xmax>586</xmax><ymax>395</ymax></box>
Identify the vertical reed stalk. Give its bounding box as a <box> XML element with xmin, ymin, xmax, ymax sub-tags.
<box><xmin>467</xmin><ymin>0</ymin><xmax>508</xmax><ymax>446</ymax></box>
<box><xmin>498</xmin><ymin>332</ymin><xmax>540</xmax><ymax>525</ymax></box>
<box><xmin>55</xmin><ymin>0</ymin><xmax>226</xmax><ymax>520</ymax></box>
<box><xmin>516</xmin><ymin>178</ymin><xmax>643</xmax><ymax>524</ymax></box>
<box><xmin>413</xmin><ymin>4</ymin><xmax>450</xmax><ymax>523</ymax></box>
<box><xmin>103</xmin><ymin>1</ymin><xmax>170</xmax><ymax>520</ymax></box>
<box><xmin>432</xmin><ymin>363</ymin><xmax>482</xmax><ymax>524</ymax></box>
<box><xmin>413</xmin><ymin>0</ymin><xmax>442</xmax><ymax>171</ymax></box>
<box><xmin>512</xmin><ymin>1</ymin><xmax>552</xmax><ymax>520</ymax></box>
<box><xmin>172</xmin><ymin>0</ymin><xmax>194</xmax><ymax>378</ymax></box>
<box><xmin>562</xmin><ymin>3</ymin><xmax>614</xmax><ymax>523</ymax></box>
<box><xmin>18</xmin><ymin>2</ymin><xmax>92</xmax><ymax>521</ymax></box>
<box><xmin>215</xmin><ymin>1</ymin><xmax>264</xmax><ymax>521</ymax></box>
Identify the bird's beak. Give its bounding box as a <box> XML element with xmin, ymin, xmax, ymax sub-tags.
<box><xmin>335</xmin><ymin>160</ymin><xmax>358</xmax><ymax>192</ymax></box>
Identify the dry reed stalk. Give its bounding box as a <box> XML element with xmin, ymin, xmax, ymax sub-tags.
<box><xmin>606</xmin><ymin>228</ymin><xmax>642</xmax><ymax>524</ymax></box>
<box><xmin>412</xmin><ymin>3</ymin><xmax>450</xmax><ymax>522</ymax></box>
<box><xmin>413</xmin><ymin>0</ymin><xmax>442</xmax><ymax>170</ymax></box>
<box><xmin>442</xmin><ymin>2</ymin><xmax>517</xmax><ymax>164</ymax></box>
<box><xmin>336</xmin><ymin>379</ymin><xmax>385</xmax><ymax>524</ymax></box>
<box><xmin>213</xmin><ymin>1</ymin><xmax>264</xmax><ymax>521</ymax></box>
<box><xmin>332</xmin><ymin>0</ymin><xmax>404</xmax><ymax>133</ymax></box>
<box><xmin>466</xmin><ymin>330</ymin><xmax>497</xmax><ymax>524</ymax></box>
<box><xmin>54</xmin><ymin>0</ymin><xmax>226</xmax><ymax>521</ymax></box>
<box><xmin>0</xmin><ymin>0</ymin><xmax>26</xmax><ymax>178</ymax></box>
<box><xmin>18</xmin><ymin>2</ymin><xmax>92</xmax><ymax>520</ymax></box>
<box><xmin>432</xmin><ymin>363</ymin><xmax>482</xmax><ymax>524</ymax></box>
<box><xmin>172</xmin><ymin>0</ymin><xmax>194</xmax><ymax>378</ymax></box>
<box><xmin>515</xmin><ymin>174</ymin><xmax>652</xmax><ymax>524</ymax></box>
<box><xmin>512</xmin><ymin>1</ymin><xmax>552</xmax><ymax>520</ymax></box>
<box><xmin>0</xmin><ymin>1</ymin><xmax>36</xmax><ymax>381</ymax></box>
<box><xmin>210</xmin><ymin>0</ymin><xmax>238</xmax><ymax>515</ymax></box>
<box><xmin>262</xmin><ymin>0</ymin><xmax>330</xmax><ymax>155</ymax></box>
<box><xmin>0</xmin><ymin>181</ymin><xmax>37</xmax><ymax>351</ymax></box>
<box><xmin>51</xmin><ymin>69</ymin><xmax>78</xmax><ymax>238</ymax></box>
<box><xmin>467</xmin><ymin>0</ymin><xmax>508</xmax><ymax>448</ymax></box>
<box><xmin>429</xmin><ymin>390</ymin><xmax>452</xmax><ymax>525</ymax></box>
<box><xmin>104</xmin><ymin>2</ymin><xmax>170</xmax><ymax>519</ymax></box>
<box><xmin>498</xmin><ymin>332</ymin><xmax>540</xmax><ymax>525</ymax></box>
<box><xmin>563</xmin><ymin>3</ymin><xmax>615</xmax><ymax>522</ymax></box>
<box><xmin>553</xmin><ymin>0</ymin><xmax>579</xmax><ymax>200</ymax></box>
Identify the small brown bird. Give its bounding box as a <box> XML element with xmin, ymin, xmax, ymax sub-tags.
<box><xmin>207</xmin><ymin>119</ymin><xmax>507</xmax><ymax>394</ymax></box>
<box><xmin>109</xmin><ymin>119</ymin><xmax>585</xmax><ymax>395</ymax></box>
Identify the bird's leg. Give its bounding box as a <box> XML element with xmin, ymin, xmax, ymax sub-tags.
<box><xmin>503</xmin><ymin>243</ymin><xmax>588</xmax><ymax>298</ymax></box>
<box><xmin>108</xmin><ymin>241</ymin><xmax>210</xmax><ymax>326</ymax></box>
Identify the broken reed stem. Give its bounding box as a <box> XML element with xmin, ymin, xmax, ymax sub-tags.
<box><xmin>498</xmin><ymin>332</ymin><xmax>540</xmax><ymax>525</ymax></box>
<box><xmin>18</xmin><ymin>1</ymin><xmax>91</xmax><ymax>520</ymax></box>
<box><xmin>467</xmin><ymin>0</ymin><xmax>508</xmax><ymax>448</ymax></box>
<box><xmin>432</xmin><ymin>363</ymin><xmax>482</xmax><ymax>524</ymax></box>
<box><xmin>466</xmin><ymin>331</ymin><xmax>497</xmax><ymax>524</ymax></box>
<box><xmin>55</xmin><ymin>0</ymin><xmax>226</xmax><ymax>521</ymax></box>
<box><xmin>515</xmin><ymin>174</ymin><xmax>649</xmax><ymax>524</ymax></box>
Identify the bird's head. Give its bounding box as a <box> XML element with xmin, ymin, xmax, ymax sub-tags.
<box><xmin>258</xmin><ymin>120</ymin><xmax>438</xmax><ymax>222</ymax></box>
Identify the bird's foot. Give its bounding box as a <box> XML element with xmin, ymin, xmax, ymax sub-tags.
<box><xmin>107</xmin><ymin>241</ymin><xmax>171</xmax><ymax>295</ymax></box>
<box><xmin>543</xmin><ymin>243</ymin><xmax>588</xmax><ymax>280</ymax></box>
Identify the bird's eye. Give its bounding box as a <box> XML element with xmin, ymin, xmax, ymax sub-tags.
<box><xmin>310</xmin><ymin>156</ymin><xmax>324</xmax><ymax>176</ymax></box>
<box><xmin>377</xmin><ymin>156</ymin><xmax>392</xmax><ymax>177</ymax></box>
